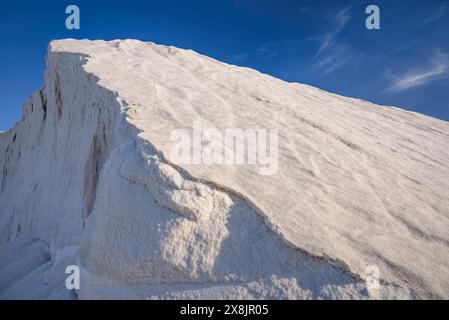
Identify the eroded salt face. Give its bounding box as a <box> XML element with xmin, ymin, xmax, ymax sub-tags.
<box><xmin>0</xmin><ymin>39</ymin><xmax>448</xmax><ymax>299</ymax></box>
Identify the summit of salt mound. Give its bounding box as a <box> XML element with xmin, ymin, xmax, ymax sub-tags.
<box><xmin>1</xmin><ymin>39</ymin><xmax>448</xmax><ymax>299</ymax></box>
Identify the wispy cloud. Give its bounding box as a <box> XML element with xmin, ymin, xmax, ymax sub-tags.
<box><xmin>420</xmin><ymin>1</ymin><xmax>448</xmax><ymax>26</ymax></box>
<box><xmin>314</xmin><ymin>6</ymin><xmax>351</xmax><ymax>58</ymax></box>
<box><xmin>256</xmin><ymin>42</ymin><xmax>279</xmax><ymax>58</ymax></box>
<box><xmin>256</xmin><ymin>39</ymin><xmax>302</xmax><ymax>58</ymax></box>
<box><xmin>312</xmin><ymin>44</ymin><xmax>352</xmax><ymax>75</ymax></box>
<box><xmin>385</xmin><ymin>51</ymin><xmax>449</xmax><ymax>92</ymax></box>
<box><xmin>309</xmin><ymin>6</ymin><xmax>353</xmax><ymax>75</ymax></box>
<box><xmin>232</xmin><ymin>52</ymin><xmax>250</xmax><ymax>62</ymax></box>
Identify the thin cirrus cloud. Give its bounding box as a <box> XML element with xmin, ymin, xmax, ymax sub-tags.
<box><xmin>310</xmin><ymin>6</ymin><xmax>352</xmax><ymax>75</ymax></box>
<box><xmin>314</xmin><ymin>6</ymin><xmax>351</xmax><ymax>59</ymax></box>
<box><xmin>385</xmin><ymin>51</ymin><xmax>449</xmax><ymax>92</ymax></box>
<box><xmin>231</xmin><ymin>39</ymin><xmax>302</xmax><ymax>63</ymax></box>
<box><xmin>256</xmin><ymin>39</ymin><xmax>302</xmax><ymax>58</ymax></box>
<box><xmin>231</xmin><ymin>6</ymin><xmax>353</xmax><ymax>75</ymax></box>
<box><xmin>232</xmin><ymin>52</ymin><xmax>250</xmax><ymax>62</ymax></box>
<box><xmin>419</xmin><ymin>1</ymin><xmax>448</xmax><ymax>27</ymax></box>
<box><xmin>312</xmin><ymin>44</ymin><xmax>351</xmax><ymax>75</ymax></box>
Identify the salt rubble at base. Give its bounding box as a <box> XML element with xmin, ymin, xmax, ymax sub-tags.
<box><xmin>0</xmin><ymin>39</ymin><xmax>448</xmax><ymax>299</ymax></box>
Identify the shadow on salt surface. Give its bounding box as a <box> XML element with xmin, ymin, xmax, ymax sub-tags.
<box><xmin>75</xmin><ymin>140</ymin><xmax>368</xmax><ymax>299</ymax></box>
<box><xmin>78</xmin><ymin>129</ymin><xmax>411</xmax><ymax>300</ymax></box>
<box><xmin>0</xmin><ymin>237</ymin><xmax>77</xmax><ymax>300</ymax></box>
<box><xmin>207</xmin><ymin>198</ymin><xmax>368</xmax><ymax>300</ymax></box>
<box><xmin>80</xmin><ymin>144</ymin><xmax>378</xmax><ymax>299</ymax></box>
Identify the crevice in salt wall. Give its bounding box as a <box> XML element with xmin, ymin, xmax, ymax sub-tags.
<box><xmin>83</xmin><ymin>127</ymin><xmax>107</xmax><ymax>220</ymax></box>
<box><xmin>0</xmin><ymin>163</ymin><xmax>7</xmax><ymax>194</ymax></box>
<box><xmin>55</xmin><ymin>72</ymin><xmax>63</xmax><ymax>121</ymax></box>
<box><xmin>39</xmin><ymin>88</ymin><xmax>47</xmax><ymax>121</ymax></box>
<box><xmin>1</xmin><ymin>144</ymin><xmax>11</xmax><ymax>194</ymax></box>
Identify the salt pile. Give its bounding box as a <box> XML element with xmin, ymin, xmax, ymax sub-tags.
<box><xmin>1</xmin><ymin>39</ymin><xmax>448</xmax><ymax>299</ymax></box>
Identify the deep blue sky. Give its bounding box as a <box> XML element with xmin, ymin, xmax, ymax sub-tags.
<box><xmin>1</xmin><ymin>0</ymin><xmax>448</xmax><ymax>130</ymax></box>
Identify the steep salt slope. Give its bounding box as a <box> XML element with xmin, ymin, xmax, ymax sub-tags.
<box><xmin>0</xmin><ymin>39</ymin><xmax>448</xmax><ymax>299</ymax></box>
<box><xmin>0</xmin><ymin>237</ymin><xmax>76</xmax><ymax>299</ymax></box>
<box><xmin>0</xmin><ymin>50</ymin><xmax>120</xmax><ymax>248</ymax></box>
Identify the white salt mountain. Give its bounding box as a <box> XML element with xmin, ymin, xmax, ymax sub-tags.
<box><xmin>1</xmin><ymin>39</ymin><xmax>448</xmax><ymax>299</ymax></box>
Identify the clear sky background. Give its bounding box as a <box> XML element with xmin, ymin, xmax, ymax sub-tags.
<box><xmin>0</xmin><ymin>0</ymin><xmax>448</xmax><ymax>130</ymax></box>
